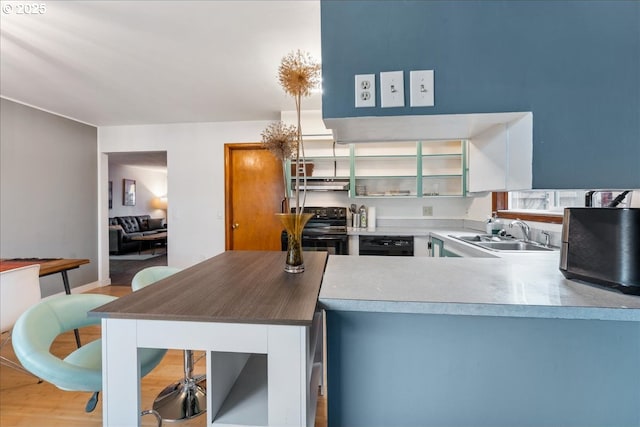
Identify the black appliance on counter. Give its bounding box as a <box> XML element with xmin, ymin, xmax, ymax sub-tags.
<box><xmin>280</xmin><ymin>207</ymin><xmax>349</xmax><ymax>255</ymax></box>
<box><xmin>359</xmin><ymin>235</ymin><xmax>414</xmax><ymax>256</ymax></box>
<box><xmin>560</xmin><ymin>207</ymin><xmax>640</xmax><ymax>295</ymax></box>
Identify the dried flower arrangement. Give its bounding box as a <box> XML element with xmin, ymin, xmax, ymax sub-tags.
<box><xmin>261</xmin><ymin>122</ymin><xmax>298</xmax><ymax>213</ymax></box>
<box><xmin>261</xmin><ymin>50</ymin><xmax>321</xmax><ymax>273</ymax></box>
<box><xmin>262</xmin><ymin>49</ymin><xmax>321</xmax><ymax>214</ymax></box>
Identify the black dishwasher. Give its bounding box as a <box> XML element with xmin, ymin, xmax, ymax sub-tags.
<box><xmin>359</xmin><ymin>236</ymin><xmax>414</xmax><ymax>256</ymax></box>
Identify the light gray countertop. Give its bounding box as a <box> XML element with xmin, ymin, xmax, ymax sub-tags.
<box><xmin>319</xmin><ymin>252</ymin><xmax>640</xmax><ymax>322</ymax></box>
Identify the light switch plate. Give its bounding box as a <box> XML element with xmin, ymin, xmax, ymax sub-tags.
<box><xmin>380</xmin><ymin>70</ymin><xmax>404</xmax><ymax>108</ymax></box>
<box><xmin>355</xmin><ymin>74</ymin><xmax>375</xmax><ymax>108</ymax></box>
<box><xmin>410</xmin><ymin>70</ymin><xmax>434</xmax><ymax>107</ymax></box>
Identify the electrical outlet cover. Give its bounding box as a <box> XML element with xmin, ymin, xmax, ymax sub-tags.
<box><xmin>410</xmin><ymin>70</ymin><xmax>434</xmax><ymax>107</ymax></box>
<box><xmin>380</xmin><ymin>70</ymin><xmax>404</xmax><ymax>108</ymax></box>
<box><xmin>355</xmin><ymin>74</ymin><xmax>375</xmax><ymax>108</ymax></box>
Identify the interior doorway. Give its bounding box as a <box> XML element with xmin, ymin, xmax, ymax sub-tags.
<box><xmin>107</xmin><ymin>151</ymin><xmax>168</xmax><ymax>284</ymax></box>
<box><xmin>224</xmin><ymin>143</ymin><xmax>285</xmax><ymax>251</ymax></box>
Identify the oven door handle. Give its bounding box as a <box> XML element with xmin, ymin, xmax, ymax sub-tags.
<box><xmin>303</xmin><ymin>235</ymin><xmax>347</xmax><ymax>241</ymax></box>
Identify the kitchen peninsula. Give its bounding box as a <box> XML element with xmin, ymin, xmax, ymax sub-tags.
<box><xmin>320</xmin><ymin>253</ymin><xmax>640</xmax><ymax>427</ymax></box>
<box><xmin>91</xmin><ymin>251</ymin><xmax>327</xmax><ymax>427</ymax></box>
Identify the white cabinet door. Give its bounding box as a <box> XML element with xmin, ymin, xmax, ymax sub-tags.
<box><xmin>348</xmin><ymin>235</ymin><xmax>359</xmax><ymax>256</ymax></box>
<box><xmin>467</xmin><ymin>112</ymin><xmax>533</xmax><ymax>192</ymax></box>
<box><xmin>414</xmin><ymin>236</ymin><xmax>430</xmax><ymax>257</ymax></box>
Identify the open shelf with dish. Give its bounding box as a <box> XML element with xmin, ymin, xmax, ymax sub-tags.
<box><xmin>354</xmin><ymin>176</ymin><xmax>418</xmax><ymax>197</ymax></box>
<box><xmin>419</xmin><ymin>141</ymin><xmax>466</xmax><ymax>196</ymax></box>
<box><xmin>351</xmin><ymin>142</ymin><xmax>418</xmax><ymax>198</ymax></box>
<box><xmin>284</xmin><ymin>139</ymin><xmax>466</xmax><ymax>198</ymax></box>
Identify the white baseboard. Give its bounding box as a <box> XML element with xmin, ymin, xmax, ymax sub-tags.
<box><xmin>42</xmin><ymin>279</ymin><xmax>112</xmax><ymax>301</ymax></box>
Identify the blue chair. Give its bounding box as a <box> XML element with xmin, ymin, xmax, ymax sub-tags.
<box><xmin>132</xmin><ymin>266</ymin><xmax>182</xmax><ymax>290</ymax></box>
<box><xmin>132</xmin><ymin>266</ymin><xmax>207</xmax><ymax>422</ymax></box>
<box><xmin>12</xmin><ymin>293</ymin><xmax>166</xmax><ymax>420</ymax></box>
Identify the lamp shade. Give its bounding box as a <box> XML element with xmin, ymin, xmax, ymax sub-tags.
<box><xmin>151</xmin><ymin>196</ymin><xmax>168</xmax><ymax>210</ymax></box>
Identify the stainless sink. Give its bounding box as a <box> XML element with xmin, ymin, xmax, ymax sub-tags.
<box><xmin>454</xmin><ymin>234</ymin><xmax>511</xmax><ymax>243</ymax></box>
<box><xmin>474</xmin><ymin>241</ymin><xmax>553</xmax><ymax>251</ymax></box>
<box><xmin>449</xmin><ymin>235</ymin><xmax>554</xmax><ymax>252</ymax></box>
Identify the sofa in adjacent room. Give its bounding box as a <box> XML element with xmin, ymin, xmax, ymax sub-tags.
<box><xmin>109</xmin><ymin>215</ymin><xmax>167</xmax><ymax>254</ymax></box>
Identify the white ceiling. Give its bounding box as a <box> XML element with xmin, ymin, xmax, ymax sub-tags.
<box><xmin>0</xmin><ymin>0</ymin><xmax>323</xmax><ymax>127</ymax></box>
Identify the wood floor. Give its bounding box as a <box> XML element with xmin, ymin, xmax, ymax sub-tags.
<box><xmin>0</xmin><ymin>285</ymin><xmax>327</xmax><ymax>427</ymax></box>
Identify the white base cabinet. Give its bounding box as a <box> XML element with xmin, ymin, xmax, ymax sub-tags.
<box><xmin>413</xmin><ymin>236</ymin><xmax>430</xmax><ymax>257</ymax></box>
<box><xmin>102</xmin><ymin>311</ymin><xmax>323</xmax><ymax>427</ymax></box>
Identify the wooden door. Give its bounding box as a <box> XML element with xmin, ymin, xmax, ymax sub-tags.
<box><xmin>225</xmin><ymin>143</ymin><xmax>285</xmax><ymax>250</ymax></box>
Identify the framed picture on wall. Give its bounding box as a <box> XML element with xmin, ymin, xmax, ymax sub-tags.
<box><xmin>108</xmin><ymin>181</ymin><xmax>113</xmax><ymax>209</ymax></box>
<box><xmin>123</xmin><ymin>179</ymin><xmax>136</xmax><ymax>206</ymax></box>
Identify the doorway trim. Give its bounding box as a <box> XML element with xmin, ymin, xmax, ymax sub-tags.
<box><xmin>98</xmin><ymin>150</ymin><xmax>169</xmax><ymax>286</ymax></box>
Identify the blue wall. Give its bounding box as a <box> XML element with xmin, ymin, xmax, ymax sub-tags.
<box><xmin>326</xmin><ymin>310</ymin><xmax>640</xmax><ymax>427</ymax></box>
<box><xmin>320</xmin><ymin>1</ymin><xmax>640</xmax><ymax>189</ymax></box>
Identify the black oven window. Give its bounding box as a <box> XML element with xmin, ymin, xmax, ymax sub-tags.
<box><xmin>281</xmin><ymin>232</ymin><xmax>349</xmax><ymax>255</ymax></box>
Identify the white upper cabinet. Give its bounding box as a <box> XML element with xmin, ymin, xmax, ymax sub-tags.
<box><xmin>467</xmin><ymin>113</ymin><xmax>533</xmax><ymax>192</ymax></box>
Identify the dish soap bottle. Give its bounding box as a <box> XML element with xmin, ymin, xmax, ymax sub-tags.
<box><xmin>491</xmin><ymin>213</ymin><xmax>503</xmax><ymax>235</ymax></box>
<box><xmin>485</xmin><ymin>215</ymin><xmax>494</xmax><ymax>234</ymax></box>
<box><xmin>359</xmin><ymin>205</ymin><xmax>367</xmax><ymax>229</ymax></box>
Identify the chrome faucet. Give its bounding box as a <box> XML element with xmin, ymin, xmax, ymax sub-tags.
<box><xmin>509</xmin><ymin>220</ymin><xmax>531</xmax><ymax>242</ymax></box>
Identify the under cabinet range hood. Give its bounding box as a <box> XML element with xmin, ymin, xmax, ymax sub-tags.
<box><xmin>292</xmin><ymin>178</ymin><xmax>350</xmax><ymax>191</ymax></box>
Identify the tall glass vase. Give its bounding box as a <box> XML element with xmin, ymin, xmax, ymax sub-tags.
<box><xmin>276</xmin><ymin>212</ymin><xmax>314</xmax><ymax>273</ymax></box>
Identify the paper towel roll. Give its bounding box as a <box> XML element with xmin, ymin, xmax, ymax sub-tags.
<box><xmin>367</xmin><ymin>206</ymin><xmax>376</xmax><ymax>231</ymax></box>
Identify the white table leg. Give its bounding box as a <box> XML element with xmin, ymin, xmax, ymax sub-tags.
<box><xmin>102</xmin><ymin>318</ymin><xmax>141</xmax><ymax>427</ymax></box>
<box><xmin>268</xmin><ymin>325</ymin><xmax>306</xmax><ymax>426</ymax></box>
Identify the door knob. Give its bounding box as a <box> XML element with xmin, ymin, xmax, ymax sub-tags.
<box><xmin>232</xmin><ymin>223</ymin><xmax>239</xmax><ymax>229</ymax></box>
